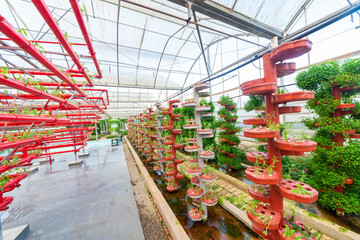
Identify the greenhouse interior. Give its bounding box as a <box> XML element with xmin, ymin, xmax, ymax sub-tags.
<box><xmin>0</xmin><ymin>0</ymin><xmax>360</xmax><ymax>239</ymax></box>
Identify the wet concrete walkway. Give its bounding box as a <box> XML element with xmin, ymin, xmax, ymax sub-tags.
<box><xmin>1</xmin><ymin>139</ymin><xmax>145</xmax><ymax>240</ymax></box>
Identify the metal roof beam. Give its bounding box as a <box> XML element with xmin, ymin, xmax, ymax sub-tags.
<box><xmin>169</xmin><ymin>0</ymin><xmax>282</xmax><ymax>39</ymax></box>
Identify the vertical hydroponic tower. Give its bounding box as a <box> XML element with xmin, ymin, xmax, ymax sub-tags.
<box><xmin>241</xmin><ymin>39</ymin><xmax>318</xmax><ymax>239</ymax></box>
<box><xmin>184</xmin><ymin>82</ymin><xmax>217</xmax><ymax>221</ymax></box>
<box><xmin>163</xmin><ymin>100</ymin><xmax>184</xmax><ymax>192</ymax></box>
<box><xmin>154</xmin><ymin>103</ymin><xmax>165</xmax><ymax>172</ymax></box>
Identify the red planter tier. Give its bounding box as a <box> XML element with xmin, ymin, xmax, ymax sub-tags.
<box><xmin>200</xmin><ymin>172</ymin><xmax>216</xmax><ymax>182</ymax></box>
<box><xmin>248</xmin><ymin>184</ymin><xmax>270</xmax><ymax>203</ymax></box>
<box><xmin>349</xmin><ymin>133</ymin><xmax>360</xmax><ymax>139</ymax></box>
<box><xmin>190</xmin><ymin>176</ymin><xmax>200</xmax><ymax>185</ymax></box>
<box><xmin>163</xmin><ymin>140</ymin><xmax>174</xmax><ymax>145</ymax></box>
<box><xmin>280</xmin><ymin>150</ymin><xmax>305</xmax><ymax>156</ymax></box>
<box><xmin>188</xmin><ymin>138</ymin><xmax>197</xmax><ymax>143</ymax></box>
<box><xmin>220</xmin><ymin>138</ymin><xmax>229</xmax><ymax>143</ymax></box>
<box><xmin>228</xmin><ymin>142</ymin><xmax>238</xmax><ymax>146</ymax></box>
<box><xmin>345</xmin><ymin>177</ymin><xmax>354</xmax><ymax>185</ymax></box>
<box><xmin>200</xmin><ymin>112</ymin><xmax>213</xmax><ymax>118</ymax></box>
<box><xmin>164</xmin><ymin>155</ymin><xmax>175</xmax><ymax>161</ymax></box>
<box><xmin>0</xmin><ymin>197</ymin><xmax>14</xmax><ymax>211</ymax></box>
<box><xmin>276</xmin><ymin>62</ymin><xmax>296</xmax><ymax>78</ymax></box>
<box><xmin>195</xmin><ymin>106</ymin><xmax>211</xmax><ymax>112</ymax></box>
<box><xmin>158</xmin><ymin>158</ymin><xmax>166</xmax><ymax>163</ymax></box>
<box><xmin>243</xmin><ymin>128</ymin><xmax>277</xmax><ymax>139</ymax></box>
<box><xmin>245</xmin><ymin>167</ymin><xmax>280</xmax><ymax>185</ymax></box>
<box><xmin>172</xmin><ymin>129</ymin><xmax>182</xmax><ymax>135</ymax></box>
<box><xmin>199</xmin><ymin>151</ymin><xmax>215</xmax><ymax>159</ymax></box>
<box><xmin>192</xmin><ymin>198</ymin><xmax>201</xmax><ymax>207</ymax></box>
<box><xmin>274</xmin><ymin>138</ymin><xmax>317</xmax><ymax>152</ymax></box>
<box><xmin>146</xmin><ymin>158</ymin><xmax>153</xmax><ymax>163</ymax></box>
<box><xmin>166</xmin><ymin>185</ymin><xmax>178</xmax><ymax>192</ymax></box>
<box><xmin>269</xmin><ymin>39</ymin><xmax>312</xmax><ymax>62</ymax></box>
<box><xmin>183</xmin><ymin>124</ymin><xmax>199</xmax><ymax>129</ymax></box>
<box><xmin>188</xmin><ymin>207</ymin><xmax>204</xmax><ymax>221</ymax></box>
<box><xmin>194</xmin><ymin>82</ymin><xmax>210</xmax><ymax>91</ymax></box>
<box><xmin>153</xmin><ymin>166</ymin><xmax>161</xmax><ymax>171</ymax></box>
<box><xmin>163</xmin><ymin>126</ymin><xmax>173</xmax><ymax>130</ymax></box>
<box><xmin>166</xmin><ymin>169</ymin><xmax>176</xmax><ymax>176</ymax></box>
<box><xmin>337</xmin><ymin>103</ymin><xmax>355</xmax><ymax>109</ymax></box>
<box><xmin>202</xmin><ymin>133</ymin><xmax>214</xmax><ymax>138</ymax></box>
<box><xmin>189</xmin><ymin>158</ymin><xmax>198</xmax><ymax>163</ymax></box>
<box><xmin>173</xmin><ymin>143</ymin><xmax>184</xmax><ymax>149</ymax></box>
<box><xmin>187</xmin><ymin>187</ymin><xmax>204</xmax><ymax>198</ymax></box>
<box><xmin>172</xmin><ymin>114</ymin><xmax>181</xmax><ymax>118</ymax></box>
<box><xmin>247</xmin><ymin>204</ymin><xmax>281</xmax><ymax>230</ymax></box>
<box><xmin>277</xmin><ymin>179</ymin><xmax>318</xmax><ymax>204</ymax></box>
<box><xmin>201</xmin><ymin>192</ymin><xmax>218</xmax><ymax>206</ymax></box>
<box><xmin>175</xmin><ymin>172</ymin><xmax>185</xmax><ymax>179</ymax></box>
<box><xmin>278</xmin><ymin>106</ymin><xmax>302</xmax><ymax>114</ymax></box>
<box><xmin>184</xmin><ymin>145</ymin><xmax>201</xmax><ymax>152</ymax></box>
<box><xmin>240</xmin><ymin>78</ymin><xmax>277</xmax><ymax>96</ymax></box>
<box><xmin>182</xmin><ymin>102</ymin><xmax>197</xmax><ymax>107</ymax></box>
<box><xmin>243</xmin><ymin>118</ymin><xmax>266</xmax><ymax>125</ymax></box>
<box><xmin>197</xmin><ymin>129</ymin><xmax>213</xmax><ymax>135</ymax></box>
<box><xmin>272</xmin><ymin>91</ymin><xmax>315</xmax><ymax>104</ymax></box>
<box><xmin>186</xmin><ymin>166</ymin><xmax>202</xmax><ymax>175</ymax></box>
<box><xmin>278</xmin><ymin>218</ymin><xmax>315</xmax><ymax>240</ymax></box>
<box><xmin>246</xmin><ymin>151</ymin><xmax>269</xmax><ymax>164</ymax></box>
<box><xmin>174</xmin><ymin>158</ymin><xmax>184</xmax><ymax>164</ymax></box>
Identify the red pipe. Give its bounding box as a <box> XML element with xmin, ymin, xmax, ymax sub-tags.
<box><xmin>0</xmin><ymin>113</ymin><xmax>70</xmax><ymax>123</ymax></box>
<box><xmin>8</xmin><ymin>70</ymin><xmax>84</xmax><ymax>78</ymax></box>
<box><xmin>0</xmin><ymin>15</ymin><xmax>86</xmax><ymax>97</ymax></box>
<box><xmin>0</xmin><ymin>38</ymin><xmax>87</xmax><ymax>46</ymax></box>
<box><xmin>0</xmin><ymin>155</ymin><xmax>37</xmax><ymax>175</ymax></box>
<box><xmin>69</xmin><ymin>0</ymin><xmax>102</xmax><ymax>78</ymax></box>
<box><xmin>0</xmin><ymin>74</ymin><xmax>79</xmax><ymax>109</ymax></box>
<box><xmin>31</xmin><ymin>0</ymin><xmax>94</xmax><ymax>87</ymax></box>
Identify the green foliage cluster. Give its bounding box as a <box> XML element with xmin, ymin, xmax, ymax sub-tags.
<box><xmin>296</xmin><ymin>59</ymin><xmax>360</xmax><ymax>215</ymax></box>
<box><xmin>216</xmin><ymin>95</ymin><xmax>245</xmax><ymax>169</ymax></box>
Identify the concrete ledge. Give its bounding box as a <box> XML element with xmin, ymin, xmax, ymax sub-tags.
<box><xmin>39</xmin><ymin>158</ymin><xmax>54</xmax><ymax>165</ymax></box>
<box><xmin>176</xmin><ymin>151</ymin><xmax>360</xmax><ymax>240</ymax></box>
<box><xmin>3</xmin><ymin>224</ymin><xmax>29</xmax><ymax>240</ymax></box>
<box><xmin>124</xmin><ymin>137</ymin><xmax>189</xmax><ymax>240</ymax></box>
<box><xmin>68</xmin><ymin>160</ymin><xmax>83</xmax><ymax>167</ymax></box>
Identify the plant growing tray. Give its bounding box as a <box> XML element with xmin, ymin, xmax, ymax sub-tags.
<box><xmin>173</xmin><ymin>143</ymin><xmax>184</xmax><ymax>149</ymax></box>
<box><xmin>200</xmin><ymin>173</ymin><xmax>217</xmax><ymax>182</ymax></box>
<box><xmin>199</xmin><ymin>151</ymin><xmax>215</xmax><ymax>159</ymax></box>
<box><xmin>186</xmin><ymin>167</ymin><xmax>202</xmax><ymax>175</ymax></box>
<box><xmin>247</xmin><ymin>204</ymin><xmax>281</xmax><ymax>230</ymax></box>
<box><xmin>269</xmin><ymin>39</ymin><xmax>312</xmax><ymax>62</ymax></box>
<box><xmin>244</xmin><ymin>128</ymin><xmax>277</xmax><ymax>139</ymax></box>
<box><xmin>246</xmin><ymin>151</ymin><xmax>269</xmax><ymax>164</ymax></box>
<box><xmin>240</xmin><ymin>78</ymin><xmax>277</xmax><ymax>96</ymax></box>
<box><xmin>197</xmin><ymin>129</ymin><xmax>213</xmax><ymax>135</ymax></box>
<box><xmin>278</xmin><ymin>106</ymin><xmax>301</xmax><ymax>114</ymax></box>
<box><xmin>188</xmin><ymin>207</ymin><xmax>204</xmax><ymax>221</ymax></box>
<box><xmin>274</xmin><ymin>138</ymin><xmax>317</xmax><ymax>152</ymax></box>
<box><xmin>183</xmin><ymin>124</ymin><xmax>199</xmax><ymax>129</ymax></box>
<box><xmin>184</xmin><ymin>145</ymin><xmax>200</xmax><ymax>152</ymax></box>
<box><xmin>245</xmin><ymin>167</ymin><xmax>280</xmax><ymax>185</ymax></box>
<box><xmin>276</xmin><ymin>62</ymin><xmax>296</xmax><ymax>77</ymax></box>
<box><xmin>243</xmin><ymin>118</ymin><xmax>266</xmax><ymax>125</ymax></box>
<box><xmin>194</xmin><ymin>82</ymin><xmax>210</xmax><ymax>91</ymax></box>
<box><xmin>276</xmin><ymin>179</ymin><xmax>318</xmax><ymax>204</ymax></box>
<box><xmin>182</xmin><ymin>102</ymin><xmax>197</xmax><ymax>107</ymax></box>
<box><xmin>272</xmin><ymin>91</ymin><xmax>315</xmax><ymax>104</ymax></box>
<box><xmin>248</xmin><ymin>184</ymin><xmax>270</xmax><ymax>203</ymax></box>
<box><xmin>201</xmin><ymin>192</ymin><xmax>218</xmax><ymax>206</ymax></box>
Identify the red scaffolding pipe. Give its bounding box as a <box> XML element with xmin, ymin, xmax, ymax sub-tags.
<box><xmin>0</xmin><ymin>38</ymin><xmax>87</xmax><ymax>46</ymax></box>
<box><xmin>69</xmin><ymin>0</ymin><xmax>103</xmax><ymax>78</ymax></box>
<box><xmin>8</xmin><ymin>70</ymin><xmax>84</xmax><ymax>78</ymax></box>
<box><xmin>31</xmin><ymin>0</ymin><xmax>94</xmax><ymax>87</ymax></box>
<box><xmin>0</xmin><ymin>15</ymin><xmax>86</xmax><ymax>97</ymax></box>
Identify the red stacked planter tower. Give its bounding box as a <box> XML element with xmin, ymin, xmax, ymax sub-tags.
<box><xmin>162</xmin><ymin>100</ymin><xmax>185</xmax><ymax>192</ymax></box>
<box><xmin>153</xmin><ymin>103</ymin><xmax>165</xmax><ymax>172</ymax></box>
<box><xmin>183</xmin><ymin>82</ymin><xmax>217</xmax><ymax>221</ymax></box>
<box><xmin>240</xmin><ymin>39</ymin><xmax>319</xmax><ymax>239</ymax></box>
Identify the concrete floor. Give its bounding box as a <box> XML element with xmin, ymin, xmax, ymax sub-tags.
<box><xmin>1</xmin><ymin>139</ymin><xmax>145</xmax><ymax>240</ymax></box>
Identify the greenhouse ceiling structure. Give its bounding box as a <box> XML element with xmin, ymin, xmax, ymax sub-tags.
<box><xmin>1</xmin><ymin>0</ymin><xmax>360</xmax><ymax>118</ymax></box>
